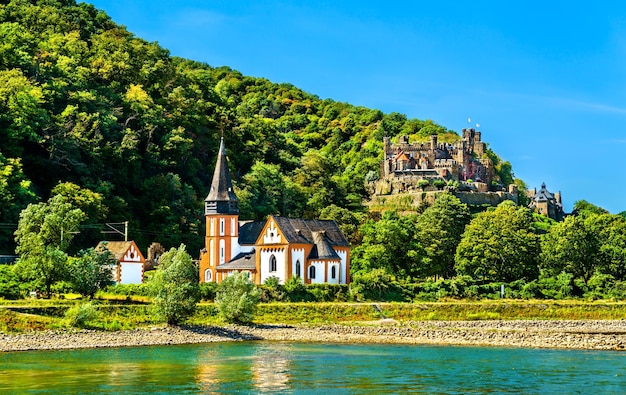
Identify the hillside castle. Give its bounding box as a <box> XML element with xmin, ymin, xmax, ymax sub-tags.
<box><xmin>371</xmin><ymin>128</ymin><xmax>565</xmax><ymax>221</ymax></box>
<box><xmin>382</xmin><ymin>128</ymin><xmax>494</xmax><ymax>184</ymax></box>
<box><xmin>371</xmin><ymin>128</ymin><xmax>519</xmax><ymax>208</ymax></box>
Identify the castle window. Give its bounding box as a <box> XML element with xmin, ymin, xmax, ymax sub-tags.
<box><xmin>295</xmin><ymin>260</ymin><xmax>301</xmax><ymax>277</ymax></box>
<box><xmin>309</xmin><ymin>265</ymin><xmax>316</xmax><ymax>279</ymax></box>
<box><xmin>204</xmin><ymin>269</ymin><xmax>212</xmax><ymax>282</ymax></box>
<box><xmin>220</xmin><ymin>219</ymin><xmax>225</xmax><ymax>236</ymax></box>
<box><xmin>331</xmin><ymin>265</ymin><xmax>337</xmax><ymax>280</ymax></box>
<box><xmin>219</xmin><ymin>239</ymin><xmax>225</xmax><ymax>264</ymax></box>
<box><xmin>269</xmin><ymin>255</ymin><xmax>277</xmax><ymax>272</ymax></box>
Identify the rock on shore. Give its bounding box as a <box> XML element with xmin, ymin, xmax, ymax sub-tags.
<box><xmin>1</xmin><ymin>320</ymin><xmax>625</xmax><ymax>352</ymax></box>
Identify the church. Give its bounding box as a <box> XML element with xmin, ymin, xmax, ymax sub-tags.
<box><xmin>198</xmin><ymin>139</ymin><xmax>351</xmax><ymax>285</ymax></box>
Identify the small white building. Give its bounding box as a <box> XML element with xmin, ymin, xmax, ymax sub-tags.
<box><xmin>96</xmin><ymin>241</ymin><xmax>145</xmax><ymax>284</ymax></box>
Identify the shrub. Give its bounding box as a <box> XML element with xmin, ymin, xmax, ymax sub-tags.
<box><xmin>283</xmin><ymin>276</ymin><xmax>310</xmax><ymax>302</ymax></box>
<box><xmin>433</xmin><ymin>179</ymin><xmax>446</xmax><ymax>189</ymax></box>
<box><xmin>199</xmin><ymin>282</ymin><xmax>219</xmax><ymax>301</ymax></box>
<box><xmin>350</xmin><ymin>269</ymin><xmax>404</xmax><ymax>301</ymax></box>
<box><xmin>102</xmin><ymin>283</ymin><xmax>151</xmax><ymax>297</ymax></box>
<box><xmin>64</xmin><ymin>302</ymin><xmax>97</xmax><ymax>328</ymax></box>
<box><xmin>260</xmin><ymin>276</ymin><xmax>285</xmax><ymax>302</ymax></box>
<box><xmin>0</xmin><ymin>265</ymin><xmax>23</xmax><ymax>299</ymax></box>
<box><xmin>215</xmin><ymin>272</ymin><xmax>261</xmax><ymax>324</ymax></box>
<box><xmin>417</xmin><ymin>179</ymin><xmax>430</xmax><ymax>189</ymax></box>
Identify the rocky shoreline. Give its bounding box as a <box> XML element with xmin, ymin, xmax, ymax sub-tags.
<box><xmin>2</xmin><ymin>320</ymin><xmax>625</xmax><ymax>352</ymax></box>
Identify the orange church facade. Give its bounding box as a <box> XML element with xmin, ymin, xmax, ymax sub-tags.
<box><xmin>199</xmin><ymin>139</ymin><xmax>350</xmax><ymax>285</ymax></box>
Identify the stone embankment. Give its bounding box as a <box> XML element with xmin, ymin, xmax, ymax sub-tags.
<box><xmin>1</xmin><ymin>320</ymin><xmax>625</xmax><ymax>352</ymax></box>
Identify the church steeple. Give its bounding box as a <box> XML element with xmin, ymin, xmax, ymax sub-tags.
<box><xmin>205</xmin><ymin>138</ymin><xmax>239</xmax><ymax>215</ymax></box>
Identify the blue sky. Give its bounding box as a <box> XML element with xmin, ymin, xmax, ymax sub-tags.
<box><xmin>89</xmin><ymin>1</ymin><xmax>626</xmax><ymax>213</ymax></box>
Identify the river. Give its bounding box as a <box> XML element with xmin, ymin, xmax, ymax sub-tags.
<box><xmin>1</xmin><ymin>342</ymin><xmax>624</xmax><ymax>393</ymax></box>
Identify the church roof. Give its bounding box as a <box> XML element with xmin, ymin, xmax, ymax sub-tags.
<box><xmin>205</xmin><ymin>137</ymin><xmax>238</xmax><ymax>209</ymax></box>
<box><xmin>271</xmin><ymin>217</ymin><xmax>350</xmax><ymax>247</ymax></box>
<box><xmin>216</xmin><ymin>250</ymin><xmax>256</xmax><ymax>271</ymax></box>
<box><xmin>239</xmin><ymin>221</ymin><xmax>265</xmax><ymax>245</ymax></box>
<box><xmin>308</xmin><ymin>231</ymin><xmax>341</xmax><ymax>260</ymax></box>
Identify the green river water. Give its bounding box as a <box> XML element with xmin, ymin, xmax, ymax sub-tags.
<box><xmin>0</xmin><ymin>342</ymin><xmax>624</xmax><ymax>394</ymax></box>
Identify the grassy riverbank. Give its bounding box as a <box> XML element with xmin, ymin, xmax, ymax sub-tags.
<box><xmin>1</xmin><ymin>299</ymin><xmax>625</xmax><ymax>333</ymax></box>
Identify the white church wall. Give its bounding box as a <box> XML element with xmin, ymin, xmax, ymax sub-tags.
<box><xmin>308</xmin><ymin>261</ymin><xmax>325</xmax><ymax>284</ymax></box>
<box><xmin>290</xmin><ymin>248</ymin><xmax>305</xmax><ymax>280</ymax></box>
<box><xmin>337</xmin><ymin>250</ymin><xmax>348</xmax><ymax>284</ymax></box>
<box><xmin>260</xmin><ymin>248</ymin><xmax>286</xmax><ymax>284</ymax></box>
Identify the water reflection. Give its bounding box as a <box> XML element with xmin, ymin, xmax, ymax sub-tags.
<box><xmin>252</xmin><ymin>343</ymin><xmax>292</xmax><ymax>392</ymax></box>
<box><xmin>195</xmin><ymin>342</ymin><xmax>292</xmax><ymax>393</ymax></box>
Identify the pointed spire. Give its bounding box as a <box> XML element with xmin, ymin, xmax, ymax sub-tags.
<box><xmin>205</xmin><ymin>138</ymin><xmax>238</xmax><ymax>215</ymax></box>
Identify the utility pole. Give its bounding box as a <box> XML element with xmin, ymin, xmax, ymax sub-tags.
<box><xmin>102</xmin><ymin>222</ymin><xmax>129</xmax><ymax>241</ymax></box>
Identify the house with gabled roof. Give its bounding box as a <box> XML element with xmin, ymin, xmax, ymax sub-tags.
<box><xmin>96</xmin><ymin>240</ymin><xmax>145</xmax><ymax>284</ymax></box>
<box><xmin>198</xmin><ymin>138</ymin><xmax>351</xmax><ymax>285</ymax></box>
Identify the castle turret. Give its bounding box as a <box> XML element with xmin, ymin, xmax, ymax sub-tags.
<box><xmin>200</xmin><ymin>138</ymin><xmax>240</xmax><ymax>283</ymax></box>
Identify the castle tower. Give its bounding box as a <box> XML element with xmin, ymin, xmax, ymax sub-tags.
<box><xmin>430</xmin><ymin>135</ymin><xmax>438</xmax><ymax>152</ymax></box>
<box><xmin>199</xmin><ymin>138</ymin><xmax>240</xmax><ymax>283</ymax></box>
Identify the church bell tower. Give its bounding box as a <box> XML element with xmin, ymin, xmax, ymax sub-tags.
<box><xmin>199</xmin><ymin>137</ymin><xmax>239</xmax><ymax>283</ymax></box>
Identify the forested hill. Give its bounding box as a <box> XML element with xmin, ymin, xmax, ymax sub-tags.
<box><xmin>0</xmin><ymin>0</ymin><xmax>514</xmax><ymax>254</ymax></box>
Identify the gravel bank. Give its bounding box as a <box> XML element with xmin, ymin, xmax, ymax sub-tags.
<box><xmin>2</xmin><ymin>320</ymin><xmax>625</xmax><ymax>352</ymax></box>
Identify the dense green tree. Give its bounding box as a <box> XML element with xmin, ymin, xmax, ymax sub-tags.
<box><xmin>540</xmin><ymin>216</ymin><xmax>599</xmax><ymax>284</ymax></box>
<box><xmin>573</xmin><ymin>200</ymin><xmax>609</xmax><ymax>217</ymax></box>
<box><xmin>351</xmin><ymin>211</ymin><xmax>425</xmax><ymax>279</ymax></box>
<box><xmin>416</xmin><ymin>193</ymin><xmax>472</xmax><ymax>278</ymax></box>
<box><xmin>68</xmin><ymin>247</ymin><xmax>115</xmax><ymax>297</ymax></box>
<box><xmin>14</xmin><ymin>194</ymin><xmax>84</xmax><ymax>295</ymax></box>
<box><xmin>0</xmin><ymin>154</ymin><xmax>37</xmax><ymax>252</ymax></box>
<box><xmin>237</xmin><ymin>161</ymin><xmax>306</xmax><ymax>221</ymax></box>
<box><xmin>455</xmin><ymin>201</ymin><xmax>540</xmax><ymax>282</ymax></box>
<box><xmin>215</xmin><ymin>271</ymin><xmax>261</xmax><ymax>324</ymax></box>
<box><xmin>150</xmin><ymin>244</ymin><xmax>200</xmax><ymax>325</ymax></box>
<box><xmin>541</xmin><ymin>213</ymin><xmax>626</xmax><ymax>283</ymax></box>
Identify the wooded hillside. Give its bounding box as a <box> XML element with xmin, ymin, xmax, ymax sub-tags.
<box><xmin>0</xmin><ymin>0</ymin><xmax>513</xmax><ymax>254</ymax></box>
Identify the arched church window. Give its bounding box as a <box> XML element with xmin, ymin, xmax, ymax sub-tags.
<box><xmin>331</xmin><ymin>265</ymin><xmax>337</xmax><ymax>279</ymax></box>
<box><xmin>295</xmin><ymin>260</ymin><xmax>301</xmax><ymax>277</ymax></box>
<box><xmin>309</xmin><ymin>265</ymin><xmax>316</xmax><ymax>279</ymax></box>
<box><xmin>205</xmin><ymin>269</ymin><xmax>212</xmax><ymax>282</ymax></box>
<box><xmin>270</xmin><ymin>255</ymin><xmax>277</xmax><ymax>272</ymax></box>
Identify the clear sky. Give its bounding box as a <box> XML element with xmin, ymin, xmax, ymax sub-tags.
<box><xmin>88</xmin><ymin>1</ymin><xmax>626</xmax><ymax>213</ymax></box>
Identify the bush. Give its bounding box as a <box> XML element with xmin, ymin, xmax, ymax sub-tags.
<box><xmin>64</xmin><ymin>302</ymin><xmax>97</xmax><ymax>328</ymax></box>
<box><xmin>215</xmin><ymin>272</ymin><xmax>261</xmax><ymax>324</ymax></box>
<box><xmin>0</xmin><ymin>265</ymin><xmax>24</xmax><ymax>299</ymax></box>
<box><xmin>584</xmin><ymin>273</ymin><xmax>616</xmax><ymax>300</ymax></box>
<box><xmin>260</xmin><ymin>276</ymin><xmax>285</xmax><ymax>302</ymax></box>
<box><xmin>350</xmin><ymin>269</ymin><xmax>404</xmax><ymax>301</ymax></box>
<box><xmin>102</xmin><ymin>283</ymin><xmax>151</xmax><ymax>297</ymax></box>
<box><xmin>539</xmin><ymin>272</ymin><xmax>574</xmax><ymax>299</ymax></box>
<box><xmin>199</xmin><ymin>282</ymin><xmax>219</xmax><ymax>301</ymax></box>
<box><xmin>283</xmin><ymin>276</ymin><xmax>310</xmax><ymax>302</ymax></box>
